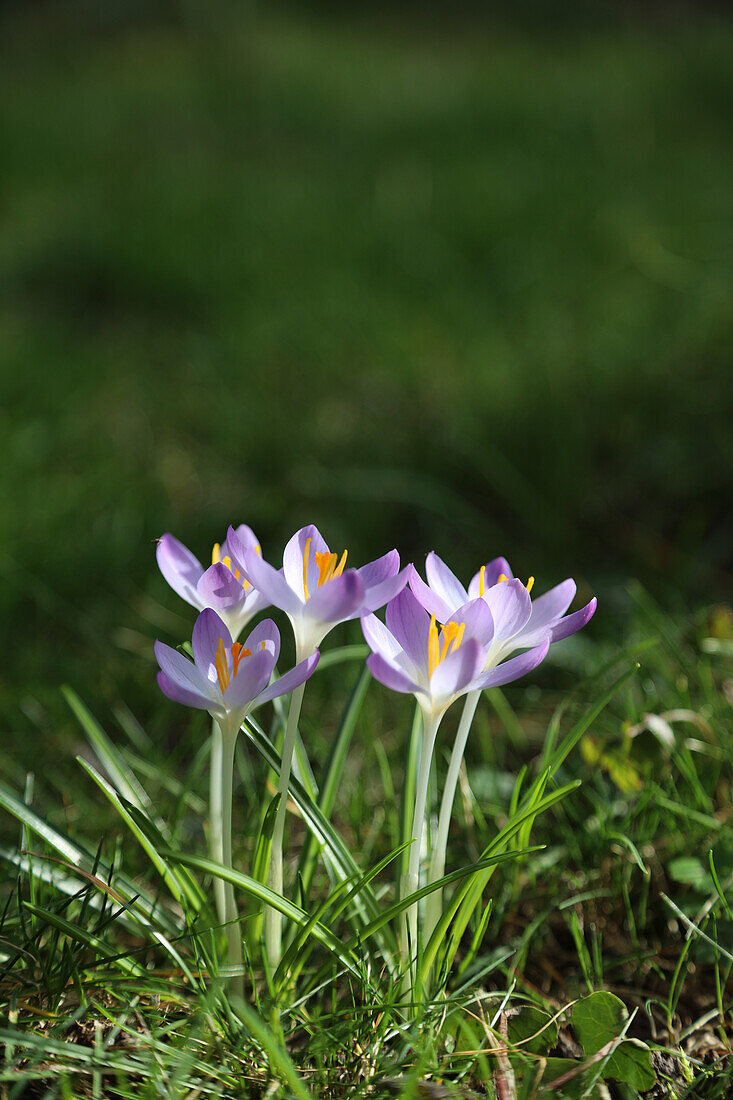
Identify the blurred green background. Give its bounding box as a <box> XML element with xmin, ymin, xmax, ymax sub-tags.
<box><xmin>1</xmin><ymin>1</ymin><xmax>732</xmax><ymax>739</ymax></box>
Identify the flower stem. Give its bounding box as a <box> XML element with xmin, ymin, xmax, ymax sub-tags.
<box><xmin>209</xmin><ymin>717</ymin><xmax>226</xmax><ymax>925</ymax></box>
<box><xmin>424</xmin><ymin>689</ymin><xmax>481</xmax><ymax>950</ymax></box>
<box><xmin>218</xmin><ymin>720</ymin><xmax>244</xmax><ymax>999</ymax></box>
<box><xmin>403</xmin><ymin>709</ymin><xmax>441</xmax><ymax>1007</ymax></box>
<box><xmin>264</xmin><ymin>679</ymin><xmax>307</xmax><ymax>970</ymax></box>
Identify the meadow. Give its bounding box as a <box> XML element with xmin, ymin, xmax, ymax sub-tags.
<box><xmin>0</xmin><ymin>3</ymin><xmax>732</xmax><ymax>1096</ymax></box>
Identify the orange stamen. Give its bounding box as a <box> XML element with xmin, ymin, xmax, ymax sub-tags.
<box><xmin>215</xmin><ymin>636</ymin><xmax>230</xmax><ymax>692</ymax></box>
<box><xmin>302</xmin><ymin>537</ymin><xmax>312</xmax><ymax>600</ymax></box>
<box><xmin>231</xmin><ymin>642</ymin><xmax>251</xmax><ymax>677</ymax></box>
<box><xmin>526</xmin><ymin>576</ymin><xmax>535</xmax><ymax>593</ymax></box>
<box><xmin>479</xmin><ymin>565</ymin><xmax>486</xmax><ymax>597</ymax></box>
<box><xmin>497</xmin><ymin>573</ymin><xmax>508</xmax><ymax>584</ymax></box>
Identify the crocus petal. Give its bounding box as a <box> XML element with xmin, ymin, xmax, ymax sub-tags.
<box><xmin>243</xmin><ymin>618</ymin><xmax>281</xmax><ymax>661</ymax></box>
<box><xmin>238</xmin><ymin>548</ymin><xmax>302</xmax><ymax>616</ymax></box>
<box><xmin>483</xmin><ymin>578</ymin><xmax>532</xmax><ymax>641</ymax></box>
<box><xmin>357</xmin><ymin>550</ymin><xmax>400</xmax><ymax>590</ymax></box>
<box><xmin>254</xmin><ymin>652</ymin><xmax>320</xmax><ymax>707</ymax></box>
<box><xmin>283</xmin><ymin>524</ymin><xmax>330</xmax><ymax>599</ymax></box>
<box><xmin>223</xmin><ymin>649</ymin><xmax>275</xmax><ymax>708</ymax></box>
<box><xmin>430</xmin><ymin>637</ymin><xmax>485</xmax><ymax>697</ymax></box>
<box><xmin>386</xmin><ymin>587</ymin><xmax>431</xmax><ymax>670</ymax></box>
<box><xmin>408</xmin><ymin>565</ymin><xmax>453</xmax><ymax>622</ymax></box>
<box><xmin>549</xmin><ymin>597</ymin><xmax>597</xmax><ymax>642</ymax></box>
<box><xmin>367</xmin><ymin>653</ymin><xmax>420</xmax><ymax>695</ymax></box>
<box><xmin>527</xmin><ymin>579</ymin><xmax>576</xmax><ymax>631</ymax></box>
<box><xmin>450</xmin><ymin>599</ymin><xmax>495</xmax><ymax>647</ymax></box>
<box><xmin>305</xmin><ymin>569</ymin><xmax>365</xmax><ymax>623</ymax></box>
<box><xmin>359</xmin><ymin>564</ymin><xmax>411</xmax><ymax>615</ymax></box>
<box><xmin>197</xmin><ymin>562</ymin><xmax>246</xmax><ymax>611</ymax></box>
<box><xmin>425</xmin><ymin>552</ymin><xmax>469</xmax><ymax>611</ymax></box>
<box><xmin>192</xmin><ymin>608</ymin><xmax>233</xmax><ymax>678</ymax></box>
<box><xmin>156</xmin><ymin>533</ymin><xmax>204</xmax><ymax>609</ymax></box>
<box><xmin>222</xmin><ymin>523</ymin><xmax>260</xmax><ymax>559</ymax></box>
<box><xmin>361</xmin><ymin>613</ymin><xmax>402</xmax><ymax>661</ymax></box>
<box><xmin>154</xmin><ymin>640</ymin><xmax>213</xmax><ymax>700</ymax></box>
<box><xmin>157</xmin><ymin>671</ymin><xmax>218</xmax><ymax>713</ymax></box>
<box><xmin>473</xmin><ymin>640</ymin><xmax>550</xmax><ymax>690</ymax></box>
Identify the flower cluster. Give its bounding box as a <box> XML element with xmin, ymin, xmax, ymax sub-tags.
<box><xmin>154</xmin><ymin>521</ymin><xmax>596</xmax><ymax>987</ymax></box>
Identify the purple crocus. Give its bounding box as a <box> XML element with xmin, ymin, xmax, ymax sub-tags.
<box><xmin>362</xmin><ymin>587</ymin><xmax>549</xmax><ymax>721</ymax></box>
<box><xmin>156</xmin><ymin>525</ymin><xmax>269</xmax><ymax>641</ymax></box>
<box><xmin>155</xmin><ymin>608</ymin><xmax>319</xmax><ymax>730</ymax></box>
<box><xmin>227</xmin><ymin>523</ymin><xmax>410</xmax><ymax>658</ymax></box>
<box><xmin>409</xmin><ymin>552</ymin><xmax>596</xmax><ymax>668</ymax></box>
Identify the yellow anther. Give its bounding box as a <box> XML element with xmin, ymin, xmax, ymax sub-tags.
<box><xmin>302</xmin><ymin>536</ymin><xmax>312</xmax><ymax>600</ymax></box>
<box><xmin>215</xmin><ymin>636</ymin><xmax>230</xmax><ymax>692</ymax></box>
<box><xmin>497</xmin><ymin>573</ymin><xmax>508</xmax><ymax>584</ymax></box>
<box><xmin>428</xmin><ymin>614</ymin><xmax>440</xmax><ymax>678</ymax></box>
<box><xmin>479</xmin><ymin>565</ymin><xmax>486</xmax><ymax>597</ymax></box>
<box><xmin>429</xmin><ymin>618</ymin><xmax>465</xmax><ymax>677</ymax></box>
<box><xmin>526</xmin><ymin>576</ymin><xmax>535</xmax><ymax>593</ymax></box>
<box><xmin>314</xmin><ymin>548</ymin><xmax>349</xmax><ymax>590</ymax></box>
<box><xmin>212</xmin><ymin>543</ymin><xmax>221</xmax><ymax>565</ymax></box>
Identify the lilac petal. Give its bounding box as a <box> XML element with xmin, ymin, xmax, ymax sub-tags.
<box><xmin>243</xmin><ymin>618</ymin><xmax>280</xmax><ymax>661</ymax></box>
<box><xmin>306</xmin><ymin>570</ymin><xmax>365</xmax><ymax>623</ymax></box>
<box><xmin>425</xmin><ymin>552</ymin><xmax>469</xmax><ymax>613</ymax></box>
<box><xmin>483</xmin><ymin>578</ymin><xmax>532</xmax><ymax>641</ymax></box>
<box><xmin>155</xmin><ymin>640</ymin><xmax>213</xmax><ymax>700</ymax></box>
<box><xmin>156</xmin><ymin>533</ymin><xmax>204</xmax><ymax>609</ymax></box>
<box><xmin>254</xmin><ymin>652</ymin><xmax>320</xmax><ymax>707</ymax></box>
<box><xmin>450</xmin><ymin>599</ymin><xmax>495</xmax><ymax>647</ymax></box>
<box><xmin>157</xmin><ymin>671</ymin><xmax>218</xmax><ymax>714</ymax></box>
<box><xmin>430</xmin><ymin>637</ymin><xmax>485</xmax><ymax>697</ymax></box>
<box><xmin>222</xmin><ymin>524</ymin><xmax>260</xmax><ymax>559</ymax></box>
<box><xmin>224</xmin><ymin>649</ymin><xmax>275</xmax><ymax>708</ymax></box>
<box><xmin>239</xmin><ymin>549</ymin><xmax>302</xmax><ymax>615</ymax></box>
<box><xmin>361</xmin><ymin>613</ymin><xmax>401</xmax><ymax>661</ymax></box>
<box><xmin>549</xmin><ymin>597</ymin><xmax>597</xmax><ymax>642</ymax></box>
<box><xmin>386</xmin><ymin>588</ymin><xmax>431</xmax><ymax>670</ymax></box>
<box><xmin>408</xmin><ymin>565</ymin><xmax>453</xmax><ymax>622</ymax></box>
<box><xmin>467</xmin><ymin>556</ymin><xmax>513</xmax><ymax>598</ymax></box>
<box><xmin>474</xmin><ymin>640</ymin><xmax>550</xmax><ymax>690</ymax></box>
<box><xmin>359</xmin><ymin>564</ymin><xmax>411</xmax><ymax>615</ymax></box>
<box><xmin>367</xmin><ymin>653</ymin><xmax>420</xmax><ymax>695</ymax></box>
<box><xmin>197</xmin><ymin>562</ymin><xmax>246</xmax><ymax>611</ymax></box>
<box><xmin>192</xmin><ymin>608</ymin><xmax>233</xmax><ymax>677</ymax></box>
<box><xmin>357</xmin><ymin>550</ymin><xmax>399</xmax><ymax>590</ymax></box>
<box><xmin>527</xmin><ymin>579</ymin><xmax>576</xmax><ymax>631</ymax></box>
<box><xmin>283</xmin><ymin>524</ymin><xmax>330</xmax><ymax>599</ymax></box>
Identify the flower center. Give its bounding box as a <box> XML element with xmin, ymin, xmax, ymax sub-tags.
<box><xmin>212</xmin><ymin>542</ymin><xmax>261</xmax><ymax>591</ymax></box>
<box><xmin>302</xmin><ymin>536</ymin><xmax>348</xmax><ymax>600</ymax></box>
<box><xmin>428</xmin><ymin>614</ymin><xmax>465</xmax><ymax>678</ymax></box>
<box><xmin>214</xmin><ymin>636</ymin><xmax>265</xmax><ymax>692</ymax></box>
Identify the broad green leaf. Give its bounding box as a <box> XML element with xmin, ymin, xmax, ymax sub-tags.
<box><xmin>572</xmin><ymin>991</ymin><xmax>655</xmax><ymax>1091</ymax></box>
<box><xmin>506</xmin><ymin>1005</ymin><xmax>558</xmax><ymax>1055</ymax></box>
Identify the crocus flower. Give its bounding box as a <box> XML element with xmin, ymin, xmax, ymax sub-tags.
<box><xmin>156</xmin><ymin>526</ymin><xmax>269</xmax><ymax>640</ymax></box>
<box><xmin>362</xmin><ymin>587</ymin><xmax>550</xmax><ymax>720</ymax></box>
<box><xmin>227</xmin><ymin>523</ymin><xmax>410</xmax><ymax>658</ymax></box>
<box><xmin>155</xmin><ymin>608</ymin><xmax>319</xmax><ymax>731</ymax></box>
<box><xmin>409</xmin><ymin>552</ymin><xmax>596</xmax><ymax>668</ymax></box>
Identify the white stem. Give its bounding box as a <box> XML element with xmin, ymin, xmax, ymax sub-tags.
<box><xmin>219</xmin><ymin>720</ymin><xmax>244</xmax><ymax>999</ymax></box>
<box><xmin>209</xmin><ymin>718</ymin><xmax>226</xmax><ymax>924</ymax></box>
<box><xmin>403</xmin><ymin>708</ymin><xmax>442</xmax><ymax>1005</ymax></box>
<box><xmin>264</xmin><ymin>678</ymin><xmax>307</xmax><ymax>970</ymax></box>
<box><xmin>424</xmin><ymin>689</ymin><xmax>481</xmax><ymax>948</ymax></box>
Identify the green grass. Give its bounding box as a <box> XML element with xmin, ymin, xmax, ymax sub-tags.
<box><xmin>1</xmin><ymin>3</ymin><xmax>732</xmax><ymax>1095</ymax></box>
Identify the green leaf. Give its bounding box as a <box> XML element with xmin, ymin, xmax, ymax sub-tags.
<box><xmin>506</xmin><ymin>1006</ymin><xmax>558</xmax><ymax>1055</ymax></box>
<box><xmin>572</xmin><ymin>991</ymin><xmax>655</xmax><ymax>1091</ymax></box>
